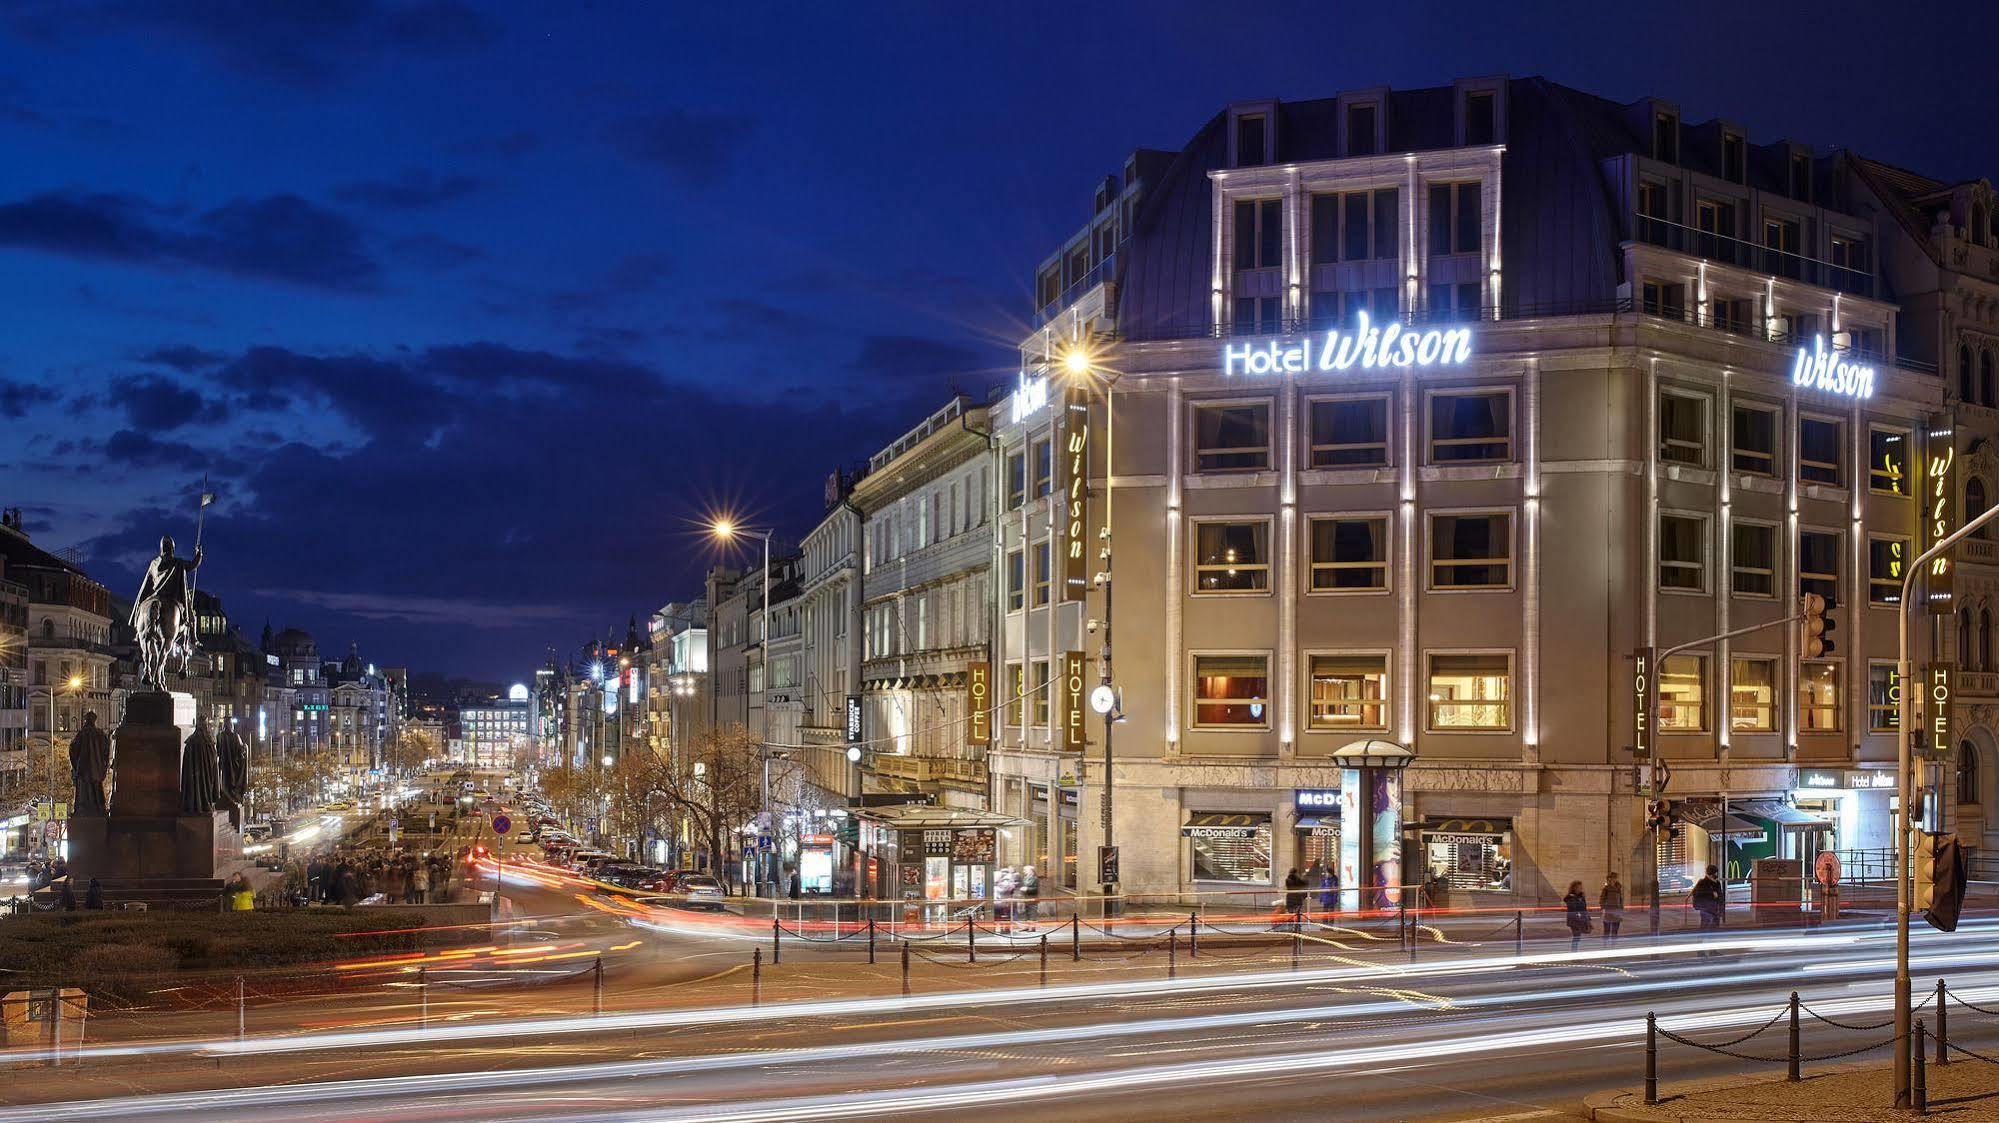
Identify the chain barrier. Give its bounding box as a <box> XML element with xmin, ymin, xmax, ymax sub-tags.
<box><xmin>1797</xmin><ymin>1000</ymin><xmax>1897</xmax><ymax>1032</ymax></box>
<box><xmin>1796</xmin><ymin>1034</ymin><xmax>1903</xmax><ymax>1064</ymax></box>
<box><xmin>1657</xmin><ymin>1003</ymin><xmax>1793</xmax><ymax>1052</ymax></box>
<box><xmin>1943</xmin><ymin>1039</ymin><xmax>1999</xmax><ymax>1066</ymax></box>
<box><xmin>772</xmin><ymin>921</ymin><xmax>871</xmax><ymax>944</ymax></box>
<box><xmin>905</xmin><ymin>945</ymin><xmax>1030</xmax><ymax>969</ymax></box>
<box><xmin>1946</xmin><ymin>989</ymin><xmax>1999</xmax><ymax>1018</ymax></box>
<box><xmin>1654</xmin><ymin>1025</ymin><xmax>1790</xmax><ymax>1064</ymax></box>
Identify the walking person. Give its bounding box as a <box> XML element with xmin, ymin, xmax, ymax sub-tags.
<box><xmin>1318</xmin><ymin>862</ymin><xmax>1340</xmax><ymax>916</ymax></box>
<box><xmin>1283</xmin><ymin>867</ymin><xmax>1308</xmax><ymax>929</ymax></box>
<box><xmin>408</xmin><ymin>860</ymin><xmax>429</xmax><ymax>905</ymax></box>
<box><xmin>1018</xmin><ymin>864</ymin><xmax>1040</xmax><ymax>925</ymax></box>
<box><xmin>1689</xmin><ymin>864</ymin><xmax>1724</xmax><ymax>953</ymax></box>
<box><xmin>1563</xmin><ymin>880</ymin><xmax>1591</xmax><ymax>951</ymax></box>
<box><xmin>1598</xmin><ymin>872</ymin><xmax>1624</xmax><ymax>942</ymax></box>
<box><xmin>1303</xmin><ymin>859</ymin><xmax>1328</xmax><ymax>916</ymax></box>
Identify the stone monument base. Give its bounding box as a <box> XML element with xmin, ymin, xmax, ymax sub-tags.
<box><xmin>66</xmin><ymin>811</ymin><xmax>238</xmax><ymax>883</ymax></box>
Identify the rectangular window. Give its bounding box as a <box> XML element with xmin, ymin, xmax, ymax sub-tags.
<box><xmin>1869</xmin><ymin>662</ymin><xmax>1901</xmax><ymax>732</ymax></box>
<box><xmin>1800</xmin><ymin>660</ymin><xmax>1841</xmax><ymax>733</ymax></box>
<box><xmin>1310</xmin><ymin>194</ymin><xmax>1340</xmax><ymax>265</ymax></box>
<box><xmin>1659</xmin><ymin>392</ymin><xmax>1706</xmax><ymax>466</ymax></box>
<box><xmin>1372</xmin><ymin>286</ymin><xmax>1399</xmax><ymax>321</ymax></box>
<box><xmin>1193</xmin><ymin>401</ymin><xmax>1272</xmax><ymax>471</ymax></box>
<box><xmin>1426</xmin><ymin>653</ymin><xmax>1512</xmax><ymax>731</ymax></box>
<box><xmin>1799</xmin><ymin>416</ymin><xmax>1843</xmax><ymax>486</ymax></box>
<box><xmin>1032</xmin><ymin>660</ymin><xmax>1050</xmax><ymax>725</ymax></box>
<box><xmin>1309</xmin><ymin>516</ymin><xmax>1388</xmax><ymax>591</ymax></box>
<box><xmin>1193</xmin><ymin>521</ymin><xmax>1270</xmax><ymax>593</ymax></box>
<box><xmin>1869</xmin><ymin>536</ymin><xmax>1908</xmax><ymax>606</ymax></box>
<box><xmin>1869</xmin><ymin>427</ymin><xmax>1909</xmax><ymax>495</ymax></box>
<box><xmin>1428</xmin><ymin>182</ymin><xmax>1481</xmax><ymax>255</ymax></box>
<box><xmin>1346</xmin><ymin>103</ymin><xmax>1377</xmax><ymax>156</ymax></box>
<box><xmin>1308</xmin><ymin>395</ymin><xmax>1389</xmax><ymax>468</ymax></box>
<box><xmin>1659</xmin><ymin>653</ymin><xmax>1708</xmax><ymax>732</ymax></box>
<box><xmin>1659</xmin><ymin>514</ymin><xmax>1706</xmax><ymax>592</ymax></box>
<box><xmin>1732</xmin><ymin>522</ymin><xmax>1777</xmax><ymax>597</ymax></box>
<box><xmin>1007</xmin><ymin>663</ymin><xmax>1024</xmax><ymax>726</ymax></box>
<box><xmin>1344</xmin><ymin>192</ymin><xmax>1370</xmax><ymax>261</ymax></box>
<box><xmin>1642</xmin><ymin>280</ymin><xmax>1686</xmax><ymax>320</ymax></box>
<box><xmin>1234</xmin><ymin>295</ymin><xmax>1281</xmax><ymax>334</ymax></box>
<box><xmin>1428</xmin><ymin>389</ymin><xmax>1512</xmax><ymax>462</ymax></box>
<box><xmin>1730</xmin><ymin>657</ymin><xmax>1777</xmax><ymax>732</ymax></box>
<box><xmin>1372</xmin><ymin>188</ymin><xmax>1397</xmax><ymax>261</ymax></box>
<box><xmin>1653</xmin><ymin>112</ymin><xmax>1678</xmax><ymax>162</ymax></box>
<box><xmin>1429</xmin><ymin>511</ymin><xmax>1512</xmax><ymax>590</ymax></box>
<box><xmin>1235</xmin><ymin>114</ymin><xmax>1266</xmax><ymax>167</ymax></box>
<box><xmin>1192</xmin><ymin>654</ymin><xmax>1270</xmax><ymax>729</ymax></box>
<box><xmin>1006</xmin><ymin>549</ymin><xmax>1025</xmax><ymax>612</ymax></box>
<box><xmin>1006</xmin><ymin>451</ymin><xmax>1026</xmax><ymax>510</ymax></box>
<box><xmin>1032</xmin><ymin>540</ymin><xmax>1052</xmax><ymax>606</ymax></box>
<box><xmin>1732</xmin><ymin>404</ymin><xmax>1777</xmax><ymax>475</ymax></box>
<box><xmin>1233</xmin><ymin>198</ymin><xmax>1282</xmax><ymax>270</ymax></box>
<box><xmin>1722</xmin><ymin>133</ymin><xmax>1745</xmax><ymax>184</ymax></box>
<box><xmin>1307</xmin><ymin>654</ymin><xmax>1387</xmax><ymax>730</ymax></box>
<box><xmin>1799</xmin><ymin>530</ymin><xmax>1839</xmax><ymax>604</ymax></box>
<box><xmin>1464</xmin><ymin>91</ymin><xmax>1496</xmax><ymax>145</ymax></box>
<box><xmin>1031</xmin><ymin>437</ymin><xmax>1053</xmax><ymax>497</ymax></box>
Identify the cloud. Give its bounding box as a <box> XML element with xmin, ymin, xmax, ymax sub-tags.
<box><xmin>0</xmin><ymin>189</ymin><xmax>378</xmax><ymax>290</ymax></box>
<box><xmin>258</xmin><ymin>589</ymin><xmax>574</xmax><ymax>627</ymax></box>
<box><xmin>103</xmin><ymin>428</ymin><xmax>214</xmax><ymax>470</ymax></box>
<box><xmin>0</xmin><ymin>378</ymin><xmax>59</xmax><ymax>418</ymax></box>
<box><xmin>106</xmin><ymin>373</ymin><xmax>228</xmax><ymax>430</ymax></box>
<box><xmin>392</xmin><ymin>233</ymin><xmax>484</xmax><ymax>269</ymax></box>
<box><xmin>88</xmin><ymin>0</ymin><xmax>502</xmax><ymax>89</ymax></box>
<box><xmin>139</xmin><ymin>344</ymin><xmax>226</xmax><ymax>372</ymax></box>
<box><xmin>606</xmin><ymin>110</ymin><xmax>755</xmax><ymax>186</ymax></box>
<box><xmin>334</xmin><ymin>169</ymin><xmax>484</xmax><ymax>211</ymax></box>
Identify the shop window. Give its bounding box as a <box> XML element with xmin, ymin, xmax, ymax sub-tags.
<box><xmin>1193</xmin><ymin>402</ymin><xmax>1272</xmax><ymax>472</ymax></box>
<box><xmin>1800</xmin><ymin>660</ymin><xmax>1841</xmax><ymax>733</ymax></box>
<box><xmin>1032</xmin><ymin>540</ymin><xmax>1052</xmax><ymax>606</ymax></box>
<box><xmin>1309</xmin><ymin>395</ymin><xmax>1390</xmax><ymax>468</ymax></box>
<box><xmin>1731</xmin><ymin>403</ymin><xmax>1777</xmax><ymax>475</ymax></box>
<box><xmin>1868</xmin><ymin>663</ymin><xmax>1901</xmax><ymax>732</ymax></box>
<box><xmin>1193</xmin><ymin>520</ymin><xmax>1270</xmax><ymax>594</ymax></box>
<box><xmin>1429</xmin><ymin>511</ymin><xmax>1512</xmax><ymax>590</ymax></box>
<box><xmin>1798</xmin><ymin>530</ymin><xmax>1840</xmax><ymax>603</ymax></box>
<box><xmin>1659</xmin><ymin>653</ymin><xmax>1708</xmax><ymax>732</ymax></box>
<box><xmin>1427</xmin><ymin>181</ymin><xmax>1481</xmax><ymax>256</ymax></box>
<box><xmin>1658</xmin><ymin>514</ymin><xmax>1707</xmax><ymax>592</ymax></box>
<box><xmin>1731</xmin><ymin>521</ymin><xmax>1776</xmax><ymax>597</ymax></box>
<box><xmin>1868</xmin><ymin>536</ymin><xmax>1908</xmax><ymax>606</ymax></box>
<box><xmin>1233</xmin><ymin>198</ymin><xmax>1283</xmax><ymax>270</ymax></box>
<box><xmin>1426</xmin><ymin>652</ymin><xmax>1512</xmax><ymax>731</ymax></box>
<box><xmin>1307</xmin><ymin>653</ymin><xmax>1388</xmax><ymax>730</ymax></box>
<box><xmin>1032</xmin><ymin>437</ymin><xmax>1053</xmax><ymax>498</ymax></box>
<box><xmin>1659</xmin><ymin>391</ymin><xmax>1706</xmax><ymax>466</ymax></box>
<box><xmin>1730</xmin><ymin>657</ymin><xmax>1777</xmax><ymax>732</ymax></box>
<box><xmin>1192</xmin><ymin>653</ymin><xmax>1270</xmax><ymax>729</ymax></box>
<box><xmin>1006</xmin><ymin>451</ymin><xmax>1026</xmax><ymax>510</ymax></box>
<box><xmin>1799</xmin><ymin>416</ymin><xmax>1844</xmax><ymax>486</ymax></box>
<box><xmin>1869</xmin><ymin>427</ymin><xmax>1910</xmax><ymax>495</ymax></box>
<box><xmin>1309</xmin><ymin>516</ymin><xmax>1388</xmax><ymax>591</ymax></box>
<box><xmin>1428</xmin><ymin>389</ymin><xmax>1512</xmax><ymax>463</ymax></box>
<box><xmin>1424</xmin><ymin>829</ymin><xmax>1510</xmax><ymax>892</ymax></box>
<box><xmin>1006</xmin><ymin>549</ymin><xmax>1025</xmax><ymax>611</ymax></box>
<box><xmin>1032</xmin><ymin>660</ymin><xmax>1050</xmax><ymax>725</ymax></box>
<box><xmin>1188</xmin><ymin>815</ymin><xmax>1272</xmax><ymax>884</ymax></box>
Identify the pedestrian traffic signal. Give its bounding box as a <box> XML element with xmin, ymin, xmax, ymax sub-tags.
<box><xmin>1800</xmin><ymin>593</ymin><xmax>1837</xmax><ymax>658</ymax></box>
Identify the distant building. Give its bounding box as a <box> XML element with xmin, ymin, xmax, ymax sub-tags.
<box><xmin>461</xmin><ymin>688</ymin><xmax>530</xmax><ymax>770</ymax></box>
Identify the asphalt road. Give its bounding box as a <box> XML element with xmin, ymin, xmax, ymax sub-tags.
<box><xmin>9</xmin><ymin>885</ymin><xmax>1999</xmax><ymax>1121</ymax></box>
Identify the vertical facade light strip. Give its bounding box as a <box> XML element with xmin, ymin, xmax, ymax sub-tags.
<box><xmin>1487</xmin><ymin>148</ymin><xmax>1503</xmax><ymax>321</ymax></box>
<box><xmin>1279</xmin><ymin>380</ymin><xmax>1297</xmax><ymax>750</ymax></box>
<box><xmin>1166</xmin><ymin>378</ymin><xmax>1183</xmax><ymax>750</ymax></box>
<box><xmin>1785</xmin><ymin>392</ymin><xmax>1800</xmax><ymax>756</ymax></box>
<box><xmin>1522</xmin><ymin>358</ymin><xmax>1540</xmax><ymax>751</ymax></box>
<box><xmin>1644</xmin><ymin>358</ymin><xmax>1659</xmax><ymax>649</ymax></box>
<box><xmin>1400</xmin><ymin>366</ymin><xmax>1418</xmax><ymax>745</ymax></box>
<box><xmin>1718</xmin><ymin>369</ymin><xmax>1732</xmax><ymax>758</ymax></box>
<box><xmin>1287</xmin><ymin>169</ymin><xmax>1303</xmax><ymax>325</ymax></box>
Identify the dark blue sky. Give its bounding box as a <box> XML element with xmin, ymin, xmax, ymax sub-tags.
<box><xmin>3</xmin><ymin>1</ymin><xmax>1993</xmax><ymax>681</ymax></box>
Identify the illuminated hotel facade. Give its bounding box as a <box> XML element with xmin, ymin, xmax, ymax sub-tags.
<box><xmin>995</xmin><ymin>76</ymin><xmax>1993</xmax><ymax>904</ymax></box>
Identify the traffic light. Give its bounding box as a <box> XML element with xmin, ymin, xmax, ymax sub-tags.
<box><xmin>1919</xmin><ymin>832</ymin><xmax>1968</xmax><ymax>932</ymax></box>
<box><xmin>1800</xmin><ymin>593</ymin><xmax>1837</xmax><ymax>658</ymax></box>
<box><xmin>1913</xmin><ymin>831</ymin><xmax>1934</xmax><ymax>911</ymax></box>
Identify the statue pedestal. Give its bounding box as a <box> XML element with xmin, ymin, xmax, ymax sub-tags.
<box><xmin>67</xmin><ymin>690</ymin><xmax>238</xmax><ymax>888</ymax></box>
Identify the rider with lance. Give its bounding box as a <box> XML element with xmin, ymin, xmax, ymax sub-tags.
<box><xmin>129</xmin><ymin>487</ymin><xmax>210</xmax><ymax>692</ymax></box>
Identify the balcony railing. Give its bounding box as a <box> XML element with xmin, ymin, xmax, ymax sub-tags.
<box><xmin>1634</xmin><ymin>213</ymin><xmax>1874</xmax><ymax>298</ymax></box>
<box><xmin>1961</xmin><ymin>537</ymin><xmax>1999</xmax><ymax>567</ymax></box>
<box><xmin>1961</xmin><ymin>671</ymin><xmax>1999</xmax><ymax>699</ymax></box>
<box><xmin>1034</xmin><ymin>252</ymin><xmax>1116</xmax><ymax>327</ymax></box>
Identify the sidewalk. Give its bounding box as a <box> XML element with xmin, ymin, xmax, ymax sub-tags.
<box><xmin>1586</xmin><ymin>1062</ymin><xmax>1999</xmax><ymax>1120</ymax></box>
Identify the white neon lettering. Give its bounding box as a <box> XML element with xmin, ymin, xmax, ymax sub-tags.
<box><xmin>1009</xmin><ymin>373</ymin><xmax>1049</xmax><ymax>423</ymax></box>
<box><xmin>1228</xmin><ymin>311</ymin><xmax>1475</xmax><ymax>377</ymax></box>
<box><xmin>1790</xmin><ymin>335</ymin><xmax>1874</xmax><ymax>400</ymax></box>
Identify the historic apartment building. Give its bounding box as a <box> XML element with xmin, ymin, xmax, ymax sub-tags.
<box><xmin>999</xmin><ymin>75</ymin><xmax>1987</xmax><ymax>904</ymax></box>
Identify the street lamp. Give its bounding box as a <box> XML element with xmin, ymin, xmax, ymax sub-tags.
<box><xmin>45</xmin><ymin>674</ymin><xmax>84</xmax><ymax>854</ymax></box>
<box><xmin>711</xmin><ymin>517</ymin><xmax>776</xmax><ymax>892</ymax></box>
<box><xmin>1059</xmin><ymin>341</ymin><xmax>1123</xmax><ymax>911</ymax></box>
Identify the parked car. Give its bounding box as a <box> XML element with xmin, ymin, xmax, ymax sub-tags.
<box><xmin>643</xmin><ymin>872</ymin><xmax>726</xmax><ymax>911</ymax></box>
<box><xmin>596</xmin><ymin>864</ymin><xmax>669</xmax><ymax>890</ymax></box>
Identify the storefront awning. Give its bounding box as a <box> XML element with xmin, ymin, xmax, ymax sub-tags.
<box><xmin>1182</xmin><ymin>811</ymin><xmax>1271</xmax><ymax>839</ymax></box>
<box><xmin>1734</xmin><ymin>799</ymin><xmax>1833</xmax><ymax>829</ymax></box>
<box><xmin>1673</xmin><ymin>802</ymin><xmax>1767</xmax><ymax>840</ymax></box>
<box><xmin>853</xmin><ymin>805</ymin><xmax>1024</xmax><ymax>830</ymax></box>
<box><xmin>1417</xmin><ymin>816</ymin><xmax>1512</xmax><ymax>839</ymax></box>
<box><xmin>1294</xmin><ymin>815</ymin><xmax>1339</xmax><ymax>831</ymax></box>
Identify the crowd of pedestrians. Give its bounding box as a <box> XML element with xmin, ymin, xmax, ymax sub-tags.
<box><xmin>285</xmin><ymin>848</ymin><xmax>452</xmax><ymax>907</ymax></box>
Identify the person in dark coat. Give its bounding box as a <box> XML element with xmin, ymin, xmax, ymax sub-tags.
<box><xmin>785</xmin><ymin>866</ymin><xmax>801</xmax><ymax>900</ymax></box>
<box><xmin>58</xmin><ymin>880</ymin><xmax>77</xmax><ymax>911</ymax></box>
<box><xmin>1563</xmin><ymin>880</ymin><xmax>1590</xmax><ymax>950</ymax></box>
<box><xmin>84</xmin><ymin>878</ymin><xmax>104</xmax><ymax>910</ymax></box>
<box><xmin>1283</xmin><ymin>868</ymin><xmax>1309</xmax><ymax>919</ymax></box>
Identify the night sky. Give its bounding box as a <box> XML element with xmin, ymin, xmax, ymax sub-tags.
<box><xmin>3</xmin><ymin>1</ymin><xmax>1993</xmax><ymax>682</ymax></box>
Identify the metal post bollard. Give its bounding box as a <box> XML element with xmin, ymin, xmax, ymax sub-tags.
<box><xmin>1788</xmin><ymin>992</ymin><xmax>1800</xmax><ymax>1081</ymax></box>
<box><xmin>752</xmin><ymin>947</ymin><xmax>761</xmax><ymax>1006</ymax></box>
<box><xmin>1515</xmin><ymin>910</ymin><xmax>1524</xmax><ymax>957</ymax></box>
<box><xmin>1937</xmin><ymin>978</ymin><xmax>1950</xmax><ymax>1066</ymax></box>
<box><xmin>1291</xmin><ymin>911</ymin><xmax>1301</xmax><ymax>971</ymax></box>
<box><xmin>419</xmin><ymin>965</ymin><xmax>429</xmax><ymax>1031</ymax></box>
<box><xmin>867</xmin><ymin>919</ymin><xmax>876</xmax><ymax>966</ymax></box>
<box><xmin>1039</xmin><ymin>933</ymin><xmax>1048</xmax><ymax>988</ymax></box>
<box><xmin>900</xmin><ymin>941</ymin><xmax>911</xmax><ymax>996</ymax></box>
<box><xmin>592</xmin><ymin>955</ymin><xmax>603</xmax><ymax>1018</ymax></box>
<box><xmin>1168</xmin><ymin>930</ymin><xmax>1177</xmax><ymax>979</ymax></box>
<box><xmin>236</xmin><ymin>976</ymin><xmax>246</xmax><ymax>1045</ymax></box>
<box><xmin>772</xmin><ymin>918</ymin><xmax>781</xmax><ymax>965</ymax></box>
<box><xmin>967</xmin><ymin>920</ymin><xmax>976</xmax><ymax>963</ymax></box>
<box><xmin>1915</xmin><ymin>1019</ymin><xmax>1928</xmax><ymax>1113</ymax></box>
<box><xmin>1071</xmin><ymin>916</ymin><xmax>1080</xmax><ymax>962</ymax></box>
<box><xmin>1645</xmin><ymin>1013</ymin><xmax>1658</xmax><ymax>1105</ymax></box>
<box><xmin>1189</xmin><ymin>911</ymin><xmax>1199</xmax><ymax>957</ymax></box>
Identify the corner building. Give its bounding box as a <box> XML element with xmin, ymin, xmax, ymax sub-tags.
<box><xmin>1007</xmin><ymin>76</ymin><xmax>1977</xmax><ymax>906</ymax></box>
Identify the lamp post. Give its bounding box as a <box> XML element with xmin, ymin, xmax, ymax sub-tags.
<box><xmin>713</xmin><ymin>520</ymin><xmax>775</xmax><ymax>892</ymax></box>
<box><xmin>1060</xmin><ymin>341</ymin><xmax>1123</xmax><ymax>909</ymax></box>
<box><xmin>45</xmin><ymin>674</ymin><xmax>82</xmax><ymax>856</ymax></box>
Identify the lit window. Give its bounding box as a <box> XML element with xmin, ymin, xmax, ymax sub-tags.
<box><xmin>1659</xmin><ymin>514</ymin><xmax>1706</xmax><ymax>592</ymax></box>
<box><xmin>1800</xmin><ymin>661</ymin><xmax>1841</xmax><ymax>733</ymax></box>
<box><xmin>1869</xmin><ymin>428</ymin><xmax>1909</xmax><ymax>495</ymax></box>
<box><xmin>1031</xmin><ymin>660</ymin><xmax>1050</xmax><ymax>725</ymax></box>
<box><xmin>1006</xmin><ymin>663</ymin><xmax>1024</xmax><ymax>726</ymax></box>
<box><xmin>1869</xmin><ymin>536</ymin><xmax>1908</xmax><ymax>606</ymax></box>
<box><xmin>1307</xmin><ymin>654</ymin><xmax>1387</xmax><ymax>731</ymax></box>
<box><xmin>1428</xmin><ymin>390</ymin><xmax>1512</xmax><ymax>463</ymax></box>
<box><xmin>1006</xmin><ymin>550</ymin><xmax>1025</xmax><ymax>612</ymax></box>
<box><xmin>1192</xmin><ymin>654</ymin><xmax>1270</xmax><ymax>729</ymax></box>
<box><xmin>1429</xmin><ymin>511</ymin><xmax>1512</xmax><ymax>590</ymax></box>
<box><xmin>1868</xmin><ymin>663</ymin><xmax>1901</xmax><ymax>732</ymax></box>
<box><xmin>1308</xmin><ymin>516</ymin><xmax>1388</xmax><ymax>591</ymax></box>
<box><xmin>1659</xmin><ymin>654</ymin><xmax>1707</xmax><ymax>732</ymax></box>
<box><xmin>1426</xmin><ymin>653</ymin><xmax>1512</xmax><ymax>731</ymax></box>
<box><xmin>1193</xmin><ymin>402</ymin><xmax>1272</xmax><ymax>472</ymax></box>
<box><xmin>1730</xmin><ymin>657</ymin><xmax>1776</xmax><ymax>732</ymax></box>
<box><xmin>1193</xmin><ymin>521</ymin><xmax>1270</xmax><ymax>593</ymax></box>
<box><xmin>1032</xmin><ymin>540</ymin><xmax>1053</xmax><ymax>606</ymax></box>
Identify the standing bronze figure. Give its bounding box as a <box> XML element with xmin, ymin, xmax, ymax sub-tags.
<box><xmin>179</xmin><ymin>718</ymin><xmax>220</xmax><ymax>815</ymax></box>
<box><xmin>216</xmin><ymin>723</ymin><xmax>249</xmax><ymax>829</ymax></box>
<box><xmin>69</xmin><ymin>711</ymin><xmax>111</xmax><ymax>816</ymax></box>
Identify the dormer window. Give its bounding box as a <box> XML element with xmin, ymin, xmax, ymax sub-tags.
<box><xmin>1235</xmin><ymin>114</ymin><xmax>1268</xmax><ymax>168</ymax></box>
<box><xmin>1464</xmin><ymin>91</ymin><xmax>1496</xmax><ymax>146</ymax></box>
<box><xmin>1347</xmin><ymin>103</ymin><xmax>1379</xmax><ymax>156</ymax></box>
<box><xmin>1722</xmin><ymin>133</ymin><xmax>1745</xmax><ymax>184</ymax></box>
<box><xmin>1790</xmin><ymin>153</ymin><xmax>1812</xmax><ymax>202</ymax></box>
<box><xmin>1653</xmin><ymin>112</ymin><xmax>1679</xmax><ymax>163</ymax></box>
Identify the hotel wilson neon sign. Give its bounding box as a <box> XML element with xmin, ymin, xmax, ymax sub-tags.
<box><xmin>1223</xmin><ymin>312</ymin><xmax>1472</xmax><ymax>376</ymax></box>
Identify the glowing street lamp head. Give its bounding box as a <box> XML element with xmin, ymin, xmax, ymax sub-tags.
<box><xmin>710</xmin><ymin>519</ymin><xmax>737</xmax><ymax>541</ymax></box>
<box><xmin>67</xmin><ymin>675</ymin><xmax>83</xmax><ymax>690</ymax></box>
<box><xmin>1061</xmin><ymin>346</ymin><xmax>1092</xmax><ymax>377</ymax></box>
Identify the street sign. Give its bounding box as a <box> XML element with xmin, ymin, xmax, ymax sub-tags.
<box><xmin>491</xmin><ymin>814</ymin><xmax>511</xmax><ymax>835</ymax></box>
<box><xmin>1098</xmin><ymin>845</ymin><xmax>1119</xmax><ymax>885</ymax></box>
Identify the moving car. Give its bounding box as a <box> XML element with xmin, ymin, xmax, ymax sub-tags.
<box><xmin>643</xmin><ymin>871</ymin><xmax>726</xmax><ymax>911</ymax></box>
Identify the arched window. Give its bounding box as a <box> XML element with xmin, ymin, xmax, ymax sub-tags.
<box><xmin>1964</xmin><ymin>345</ymin><xmax>1977</xmax><ymax>402</ymax></box>
<box><xmin>1961</xmin><ymin>606</ymin><xmax>1976</xmax><ymax>668</ymax></box>
<box><xmin>1970</xmin><ymin>478</ymin><xmax>1991</xmax><ymax>540</ymax></box>
<box><xmin>1981</xmin><ymin>608</ymin><xmax>1993</xmax><ymax>672</ymax></box>
<box><xmin>1984</xmin><ymin>350</ymin><xmax>1996</xmax><ymax>407</ymax></box>
<box><xmin>40</xmin><ymin>619</ymin><xmax>52</xmax><ymax>641</ymax></box>
<box><xmin>1960</xmin><ymin>744</ymin><xmax>1982</xmax><ymax>806</ymax></box>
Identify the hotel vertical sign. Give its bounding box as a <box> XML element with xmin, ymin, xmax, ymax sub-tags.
<box><xmin>1925</xmin><ymin>662</ymin><xmax>1954</xmax><ymax>757</ymax></box>
<box><xmin>1632</xmin><ymin>647</ymin><xmax>1653</xmax><ymax>761</ymax></box>
<box><xmin>966</xmin><ymin>662</ymin><xmax>991</xmax><ymax>746</ymax></box>
<box><xmin>1060</xmin><ymin>386</ymin><xmax>1092</xmax><ymax>602</ymax></box>
<box><xmin>1057</xmin><ymin>650</ymin><xmax>1088</xmax><ymax>751</ymax></box>
<box><xmin>1926</xmin><ymin>427</ymin><xmax>1956</xmax><ymax>615</ymax></box>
